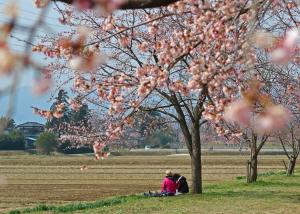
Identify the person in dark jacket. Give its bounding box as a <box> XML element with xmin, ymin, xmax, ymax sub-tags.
<box><xmin>173</xmin><ymin>173</ymin><xmax>189</xmax><ymax>194</ymax></box>
<box><xmin>144</xmin><ymin>170</ymin><xmax>176</xmax><ymax>197</ymax></box>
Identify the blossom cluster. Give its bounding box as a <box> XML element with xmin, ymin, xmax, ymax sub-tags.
<box><xmin>0</xmin><ymin>4</ymin><xmax>24</xmax><ymax>76</ymax></box>
<box><xmin>34</xmin><ymin>0</ymin><xmax>125</xmax><ymax>13</ymax></box>
<box><xmin>33</xmin><ymin>29</ymin><xmax>105</xmax><ymax>73</ymax></box>
<box><xmin>33</xmin><ymin>0</ymin><xmax>49</xmax><ymax>8</ymax></box>
<box><xmin>223</xmin><ymin>81</ymin><xmax>291</xmax><ymax>134</ymax></box>
<box><xmin>32</xmin><ymin>99</ymin><xmax>81</xmax><ymax>120</ymax></box>
<box><xmin>32</xmin><ymin>107</ymin><xmax>52</xmax><ymax>120</ymax></box>
<box><xmin>93</xmin><ymin>141</ymin><xmax>110</xmax><ymax>160</ymax></box>
<box><xmin>253</xmin><ymin>28</ymin><xmax>300</xmax><ymax>64</ymax></box>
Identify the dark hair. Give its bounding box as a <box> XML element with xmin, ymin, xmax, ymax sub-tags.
<box><xmin>173</xmin><ymin>173</ymin><xmax>181</xmax><ymax>180</ymax></box>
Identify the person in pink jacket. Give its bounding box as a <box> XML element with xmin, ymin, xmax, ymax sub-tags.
<box><xmin>161</xmin><ymin>170</ymin><xmax>176</xmax><ymax>195</ymax></box>
<box><xmin>144</xmin><ymin>170</ymin><xmax>176</xmax><ymax>197</ymax></box>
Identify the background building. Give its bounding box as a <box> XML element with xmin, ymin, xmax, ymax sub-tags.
<box><xmin>16</xmin><ymin>122</ymin><xmax>45</xmax><ymax>149</ymax></box>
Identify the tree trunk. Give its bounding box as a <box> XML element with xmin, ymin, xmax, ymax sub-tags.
<box><xmin>178</xmin><ymin>115</ymin><xmax>202</xmax><ymax>193</ymax></box>
<box><xmin>247</xmin><ymin>136</ymin><xmax>258</xmax><ymax>183</ymax></box>
<box><xmin>287</xmin><ymin>156</ymin><xmax>296</xmax><ymax>176</ymax></box>
<box><xmin>191</xmin><ymin>148</ymin><xmax>202</xmax><ymax>193</ymax></box>
<box><xmin>190</xmin><ymin>122</ymin><xmax>202</xmax><ymax>193</ymax></box>
<box><xmin>248</xmin><ymin>154</ymin><xmax>258</xmax><ymax>182</ymax></box>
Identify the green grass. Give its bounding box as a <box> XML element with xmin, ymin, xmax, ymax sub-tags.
<box><xmin>8</xmin><ymin>196</ymin><xmax>141</xmax><ymax>214</ymax></box>
<box><xmin>9</xmin><ymin>171</ymin><xmax>300</xmax><ymax>214</ymax></box>
<box><xmin>236</xmin><ymin>170</ymin><xmax>286</xmax><ymax>179</ymax></box>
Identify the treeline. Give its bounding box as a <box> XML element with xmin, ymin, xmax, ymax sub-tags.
<box><xmin>0</xmin><ymin>130</ymin><xmax>25</xmax><ymax>150</ymax></box>
<box><xmin>0</xmin><ymin>117</ymin><xmax>25</xmax><ymax>150</ymax></box>
<box><xmin>36</xmin><ymin>89</ymin><xmax>93</xmax><ymax>155</ymax></box>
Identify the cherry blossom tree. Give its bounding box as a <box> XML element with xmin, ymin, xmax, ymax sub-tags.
<box><xmin>30</xmin><ymin>0</ymin><xmax>268</xmax><ymax>193</ymax></box>
<box><xmin>223</xmin><ymin>77</ymin><xmax>292</xmax><ymax>183</ymax></box>
<box><xmin>220</xmin><ymin>0</ymin><xmax>300</xmax><ymax>182</ymax></box>
<box><xmin>259</xmin><ymin>66</ymin><xmax>300</xmax><ymax>176</ymax></box>
<box><xmin>262</xmin><ymin>55</ymin><xmax>300</xmax><ymax>177</ymax></box>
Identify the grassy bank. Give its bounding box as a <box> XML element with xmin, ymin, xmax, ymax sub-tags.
<box><xmin>9</xmin><ymin>171</ymin><xmax>300</xmax><ymax>214</ymax></box>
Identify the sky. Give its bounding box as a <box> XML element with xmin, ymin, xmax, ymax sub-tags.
<box><xmin>0</xmin><ymin>0</ymin><xmax>70</xmax><ymax>124</ymax></box>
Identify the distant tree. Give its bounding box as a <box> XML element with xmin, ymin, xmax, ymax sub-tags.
<box><xmin>51</xmin><ymin>90</ymin><xmax>69</xmax><ymax>109</ymax></box>
<box><xmin>56</xmin><ymin>98</ymin><xmax>92</xmax><ymax>152</ymax></box>
<box><xmin>57</xmin><ymin>140</ymin><xmax>72</xmax><ymax>153</ymax></box>
<box><xmin>46</xmin><ymin>89</ymin><xmax>70</xmax><ymax>136</ymax></box>
<box><xmin>278</xmin><ymin>120</ymin><xmax>300</xmax><ymax>176</ymax></box>
<box><xmin>129</xmin><ymin>111</ymin><xmax>169</xmax><ymax>146</ymax></box>
<box><xmin>35</xmin><ymin>132</ymin><xmax>59</xmax><ymax>155</ymax></box>
<box><xmin>0</xmin><ymin>117</ymin><xmax>15</xmax><ymax>131</ymax></box>
<box><xmin>0</xmin><ymin>130</ymin><xmax>25</xmax><ymax>150</ymax></box>
<box><xmin>57</xmin><ymin>139</ymin><xmax>93</xmax><ymax>154</ymax></box>
<box><xmin>0</xmin><ymin>134</ymin><xmax>12</xmax><ymax>150</ymax></box>
<box><xmin>69</xmin><ymin>102</ymin><xmax>90</xmax><ymax>127</ymax></box>
<box><xmin>145</xmin><ymin>130</ymin><xmax>174</xmax><ymax>149</ymax></box>
<box><xmin>9</xmin><ymin>130</ymin><xmax>25</xmax><ymax>150</ymax></box>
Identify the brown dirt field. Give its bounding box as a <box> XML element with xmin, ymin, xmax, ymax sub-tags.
<box><xmin>0</xmin><ymin>153</ymin><xmax>289</xmax><ymax>213</ymax></box>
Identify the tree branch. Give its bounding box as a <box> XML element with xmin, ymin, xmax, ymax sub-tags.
<box><xmin>178</xmin><ymin>93</ymin><xmax>194</xmax><ymax>122</ymax></box>
<box><xmin>279</xmin><ymin>136</ymin><xmax>291</xmax><ymax>159</ymax></box>
<box><xmin>54</xmin><ymin>0</ymin><xmax>179</xmax><ymax>9</ymax></box>
<box><xmin>257</xmin><ymin>134</ymin><xmax>269</xmax><ymax>153</ymax></box>
<box><xmin>139</xmin><ymin>106</ymin><xmax>180</xmax><ymax>123</ymax></box>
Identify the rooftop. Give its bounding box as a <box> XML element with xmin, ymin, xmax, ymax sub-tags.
<box><xmin>16</xmin><ymin>122</ymin><xmax>44</xmax><ymax>128</ymax></box>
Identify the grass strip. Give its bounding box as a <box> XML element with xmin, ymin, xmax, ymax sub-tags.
<box><xmin>9</xmin><ymin>195</ymin><xmax>144</xmax><ymax>214</ymax></box>
<box><xmin>236</xmin><ymin>170</ymin><xmax>286</xmax><ymax>180</ymax></box>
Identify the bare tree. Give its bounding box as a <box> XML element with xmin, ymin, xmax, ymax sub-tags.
<box><xmin>278</xmin><ymin>120</ymin><xmax>300</xmax><ymax>176</ymax></box>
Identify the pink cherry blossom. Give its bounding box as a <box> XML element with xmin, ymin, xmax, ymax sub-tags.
<box><xmin>253</xmin><ymin>105</ymin><xmax>291</xmax><ymax>134</ymax></box>
<box><xmin>33</xmin><ymin>0</ymin><xmax>49</xmax><ymax>8</ymax></box>
<box><xmin>69</xmin><ymin>99</ymin><xmax>82</xmax><ymax>112</ymax></box>
<box><xmin>93</xmin><ymin>141</ymin><xmax>110</xmax><ymax>160</ymax></box>
<box><xmin>32</xmin><ymin>107</ymin><xmax>53</xmax><ymax>120</ymax></box>
<box><xmin>270</xmin><ymin>28</ymin><xmax>299</xmax><ymax>64</ymax></box>
<box><xmin>224</xmin><ymin>100</ymin><xmax>253</xmax><ymax>126</ymax></box>
<box><xmin>80</xmin><ymin>165</ymin><xmax>88</xmax><ymax>171</ymax></box>
<box><xmin>32</xmin><ymin>72</ymin><xmax>52</xmax><ymax>96</ymax></box>
<box><xmin>119</xmin><ymin>37</ymin><xmax>129</xmax><ymax>48</ymax></box>
<box><xmin>73</xmin><ymin>0</ymin><xmax>94</xmax><ymax>10</ymax></box>
<box><xmin>252</xmin><ymin>30</ymin><xmax>275</xmax><ymax>48</ymax></box>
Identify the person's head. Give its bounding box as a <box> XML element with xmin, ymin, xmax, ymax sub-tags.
<box><xmin>165</xmin><ymin>170</ymin><xmax>172</xmax><ymax>177</ymax></box>
<box><xmin>173</xmin><ymin>173</ymin><xmax>181</xmax><ymax>180</ymax></box>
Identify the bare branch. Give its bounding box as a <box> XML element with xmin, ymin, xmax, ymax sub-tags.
<box><xmin>54</xmin><ymin>0</ymin><xmax>180</xmax><ymax>9</ymax></box>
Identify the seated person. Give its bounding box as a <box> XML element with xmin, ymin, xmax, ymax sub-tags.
<box><xmin>144</xmin><ymin>170</ymin><xmax>176</xmax><ymax>197</ymax></box>
<box><xmin>173</xmin><ymin>173</ymin><xmax>189</xmax><ymax>194</ymax></box>
<box><xmin>161</xmin><ymin>170</ymin><xmax>177</xmax><ymax>196</ymax></box>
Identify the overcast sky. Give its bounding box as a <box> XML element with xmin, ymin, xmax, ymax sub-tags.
<box><xmin>0</xmin><ymin>0</ymin><xmax>69</xmax><ymax>124</ymax></box>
